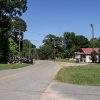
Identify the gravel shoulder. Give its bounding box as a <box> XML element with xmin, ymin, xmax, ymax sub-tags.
<box><xmin>56</xmin><ymin>62</ymin><xmax>87</xmax><ymax>67</ymax></box>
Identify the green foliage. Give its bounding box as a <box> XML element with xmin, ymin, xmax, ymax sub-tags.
<box><xmin>37</xmin><ymin>32</ymin><xmax>99</xmax><ymax>60</ymax></box>
<box><xmin>0</xmin><ymin>0</ymin><xmax>27</xmax><ymax>17</ymax></box>
<box><xmin>0</xmin><ymin>0</ymin><xmax>27</xmax><ymax>63</ymax></box>
<box><xmin>38</xmin><ymin>45</ymin><xmax>53</xmax><ymax>60</ymax></box>
<box><xmin>38</xmin><ymin>33</ymin><xmax>91</xmax><ymax>59</ymax></box>
<box><xmin>8</xmin><ymin>37</ymin><xmax>18</xmax><ymax>54</ymax></box>
<box><xmin>75</xmin><ymin>35</ymin><xmax>89</xmax><ymax>48</ymax></box>
<box><xmin>38</xmin><ymin>34</ymin><xmax>64</xmax><ymax>59</ymax></box>
<box><xmin>0</xmin><ymin>0</ymin><xmax>27</xmax><ymax>33</ymax></box>
<box><xmin>21</xmin><ymin>39</ymin><xmax>36</xmax><ymax>58</ymax></box>
<box><xmin>0</xmin><ymin>33</ymin><xmax>9</xmax><ymax>63</ymax></box>
<box><xmin>13</xmin><ymin>17</ymin><xmax>27</xmax><ymax>32</ymax></box>
<box><xmin>56</xmin><ymin>64</ymin><xmax>100</xmax><ymax>86</ymax></box>
<box><xmin>89</xmin><ymin>37</ymin><xmax>100</xmax><ymax>48</ymax></box>
<box><xmin>63</xmin><ymin>32</ymin><xmax>89</xmax><ymax>58</ymax></box>
<box><xmin>91</xmin><ymin>50</ymin><xmax>97</xmax><ymax>63</ymax></box>
<box><xmin>63</xmin><ymin>32</ymin><xmax>76</xmax><ymax>49</ymax></box>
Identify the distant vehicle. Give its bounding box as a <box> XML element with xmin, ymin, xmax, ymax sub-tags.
<box><xmin>26</xmin><ymin>57</ymin><xmax>33</xmax><ymax>64</ymax></box>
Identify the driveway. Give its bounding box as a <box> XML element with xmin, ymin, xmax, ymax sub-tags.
<box><xmin>0</xmin><ymin>60</ymin><xmax>60</xmax><ymax>100</ymax></box>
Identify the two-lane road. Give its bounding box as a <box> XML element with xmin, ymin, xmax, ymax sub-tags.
<box><xmin>0</xmin><ymin>60</ymin><xmax>60</xmax><ymax>100</ymax></box>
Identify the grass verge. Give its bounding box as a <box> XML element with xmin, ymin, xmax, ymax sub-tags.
<box><xmin>56</xmin><ymin>64</ymin><xmax>100</xmax><ymax>86</ymax></box>
<box><xmin>0</xmin><ymin>64</ymin><xmax>31</xmax><ymax>70</ymax></box>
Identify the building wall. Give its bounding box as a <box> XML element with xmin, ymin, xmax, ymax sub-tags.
<box><xmin>86</xmin><ymin>55</ymin><xmax>92</xmax><ymax>62</ymax></box>
<box><xmin>75</xmin><ymin>55</ymin><xmax>81</xmax><ymax>59</ymax></box>
<box><xmin>84</xmin><ymin>55</ymin><xmax>99</xmax><ymax>63</ymax></box>
<box><xmin>75</xmin><ymin>54</ymin><xmax>99</xmax><ymax>63</ymax></box>
<box><xmin>96</xmin><ymin>55</ymin><xmax>99</xmax><ymax>62</ymax></box>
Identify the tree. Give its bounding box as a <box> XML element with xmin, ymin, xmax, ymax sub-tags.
<box><xmin>91</xmin><ymin>50</ymin><xmax>97</xmax><ymax>63</ymax></box>
<box><xmin>38</xmin><ymin>34</ymin><xmax>64</xmax><ymax>59</ymax></box>
<box><xmin>8</xmin><ymin>37</ymin><xmax>18</xmax><ymax>63</ymax></box>
<box><xmin>99</xmin><ymin>49</ymin><xmax>100</xmax><ymax>63</ymax></box>
<box><xmin>13</xmin><ymin>17</ymin><xmax>27</xmax><ymax>32</ymax></box>
<box><xmin>63</xmin><ymin>32</ymin><xmax>76</xmax><ymax>49</ymax></box>
<box><xmin>21</xmin><ymin>39</ymin><xmax>36</xmax><ymax>59</ymax></box>
<box><xmin>75</xmin><ymin>35</ymin><xmax>89</xmax><ymax>49</ymax></box>
<box><xmin>12</xmin><ymin>17</ymin><xmax>27</xmax><ymax>51</ymax></box>
<box><xmin>0</xmin><ymin>0</ymin><xmax>27</xmax><ymax>63</ymax></box>
<box><xmin>8</xmin><ymin>37</ymin><xmax>18</xmax><ymax>55</ymax></box>
<box><xmin>0</xmin><ymin>0</ymin><xmax>27</xmax><ymax>33</ymax></box>
<box><xmin>63</xmin><ymin>32</ymin><xmax>76</xmax><ymax>58</ymax></box>
<box><xmin>89</xmin><ymin>37</ymin><xmax>100</xmax><ymax>48</ymax></box>
<box><xmin>63</xmin><ymin>32</ymin><xmax>89</xmax><ymax>58</ymax></box>
<box><xmin>0</xmin><ymin>16</ymin><xmax>12</xmax><ymax>63</ymax></box>
<box><xmin>0</xmin><ymin>0</ymin><xmax>27</xmax><ymax>17</ymax></box>
<box><xmin>38</xmin><ymin>45</ymin><xmax>53</xmax><ymax>60</ymax></box>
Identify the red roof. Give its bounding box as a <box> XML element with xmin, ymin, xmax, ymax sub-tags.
<box><xmin>81</xmin><ymin>48</ymin><xmax>100</xmax><ymax>55</ymax></box>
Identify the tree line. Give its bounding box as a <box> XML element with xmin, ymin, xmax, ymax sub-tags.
<box><xmin>0</xmin><ymin>0</ymin><xmax>100</xmax><ymax>63</ymax></box>
<box><xmin>37</xmin><ymin>33</ymin><xmax>100</xmax><ymax>60</ymax></box>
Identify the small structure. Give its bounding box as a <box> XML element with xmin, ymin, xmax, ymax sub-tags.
<box><xmin>75</xmin><ymin>48</ymin><xmax>100</xmax><ymax>62</ymax></box>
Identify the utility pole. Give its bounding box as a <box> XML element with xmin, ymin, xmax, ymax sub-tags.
<box><xmin>90</xmin><ymin>24</ymin><xmax>94</xmax><ymax>50</ymax></box>
<box><xmin>54</xmin><ymin>39</ymin><xmax>55</xmax><ymax>60</ymax></box>
<box><xmin>28</xmin><ymin>40</ymin><xmax>31</xmax><ymax>59</ymax></box>
<box><xmin>35</xmin><ymin>48</ymin><xmax>38</xmax><ymax>60</ymax></box>
<box><xmin>18</xmin><ymin>31</ymin><xmax>21</xmax><ymax>63</ymax></box>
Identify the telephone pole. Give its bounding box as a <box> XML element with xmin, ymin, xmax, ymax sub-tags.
<box><xmin>54</xmin><ymin>39</ymin><xmax>55</xmax><ymax>60</ymax></box>
<box><xmin>90</xmin><ymin>24</ymin><xmax>94</xmax><ymax>50</ymax></box>
<box><xmin>29</xmin><ymin>40</ymin><xmax>31</xmax><ymax>59</ymax></box>
<box><xmin>17</xmin><ymin>31</ymin><xmax>21</xmax><ymax>63</ymax></box>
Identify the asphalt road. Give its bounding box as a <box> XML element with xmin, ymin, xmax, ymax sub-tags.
<box><xmin>41</xmin><ymin>82</ymin><xmax>100</xmax><ymax>100</ymax></box>
<box><xmin>0</xmin><ymin>60</ymin><xmax>60</xmax><ymax>100</ymax></box>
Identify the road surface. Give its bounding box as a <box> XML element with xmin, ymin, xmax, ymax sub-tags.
<box><xmin>41</xmin><ymin>81</ymin><xmax>100</xmax><ymax>100</ymax></box>
<box><xmin>0</xmin><ymin>60</ymin><xmax>60</xmax><ymax>100</ymax></box>
<box><xmin>41</xmin><ymin>62</ymin><xmax>100</xmax><ymax>100</ymax></box>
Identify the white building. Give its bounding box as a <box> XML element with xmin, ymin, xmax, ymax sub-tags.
<box><xmin>75</xmin><ymin>48</ymin><xmax>100</xmax><ymax>63</ymax></box>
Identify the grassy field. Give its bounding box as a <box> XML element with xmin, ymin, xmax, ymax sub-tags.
<box><xmin>56</xmin><ymin>63</ymin><xmax>100</xmax><ymax>86</ymax></box>
<box><xmin>0</xmin><ymin>64</ymin><xmax>31</xmax><ymax>70</ymax></box>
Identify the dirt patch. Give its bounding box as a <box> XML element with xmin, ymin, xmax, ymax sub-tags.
<box><xmin>56</xmin><ymin>62</ymin><xmax>88</xmax><ymax>67</ymax></box>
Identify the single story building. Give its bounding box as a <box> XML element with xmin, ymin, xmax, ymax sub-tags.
<box><xmin>75</xmin><ymin>48</ymin><xmax>100</xmax><ymax>62</ymax></box>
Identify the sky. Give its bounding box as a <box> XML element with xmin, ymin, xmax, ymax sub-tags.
<box><xmin>22</xmin><ymin>0</ymin><xmax>100</xmax><ymax>48</ymax></box>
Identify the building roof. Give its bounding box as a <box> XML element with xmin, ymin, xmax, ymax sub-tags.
<box><xmin>81</xmin><ymin>48</ymin><xmax>100</xmax><ymax>55</ymax></box>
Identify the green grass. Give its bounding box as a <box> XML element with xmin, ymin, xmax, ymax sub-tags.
<box><xmin>0</xmin><ymin>64</ymin><xmax>31</xmax><ymax>70</ymax></box>
<box><xmin>56</xmin><ymin>64</ymin><xmax>100</xmax><ymax>86</ymax></box>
